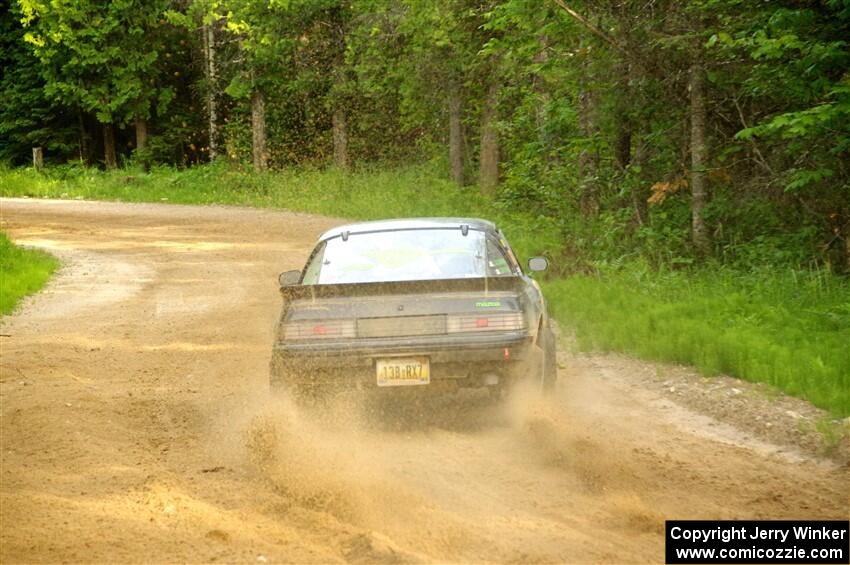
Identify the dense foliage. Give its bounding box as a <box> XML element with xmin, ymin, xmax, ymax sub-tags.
<box><xmin>2</xmin><ymin>0</ymin><xmax>849</xmax><ymax>271</ymax></box>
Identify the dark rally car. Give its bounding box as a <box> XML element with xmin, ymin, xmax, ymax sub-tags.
<box><xmin>270</xmin><ymin>218</ymin><xmax>557</xmax><ymax>398</ymax></box>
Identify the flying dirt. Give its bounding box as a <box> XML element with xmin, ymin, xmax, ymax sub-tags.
<box><xmin>1</xmin><ymin>198</ymin><xmax>847</xmax><ymax>563</ymax></box>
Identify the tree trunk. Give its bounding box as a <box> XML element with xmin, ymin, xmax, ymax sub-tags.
<box><xmin>613</xmin><ymin>61</ymin><xmax>632</xmax><ymax>173</ymax></box>
<box><xmin>103</xmin><ymin>123</ymin><xmax>117</xmax><ymax>170</ymax></box>
<box><xmin>614</xmin><ymin>113</ymin><xmax>632</xmax><ymax>171</ymax></box>
<box><xmin>78</xmin><ymin>110</ymin><xmax>90</xmax><ymax>165</ymax></box>
<box><xmin>332</xmin><ymin>106</ymin><xmax>350</xmax><ymax>171</ymax></box>
<box><xmin>204</xmin><ymin>23</ymin><xmax>219</xmax><ymax>161</ymax></box>
<box><xmin>448</xmin><ymin>83</ymin><xmax>464</xmax><ymax>186</ymax></box>
<box><xmin>577</xmin><ymin>41</ymin><xmax>599</xmax><ymax>216</ymax></box>
<box><xmin>252</xmin><ymin>88</ymin><xmax>268</xmax><ymax>173</ymax></box>
<box><xmin>479</xmin><ymin>82</ymin><xmax>500</xmax><ymax>196</ymax></box>
<box><xmin>689</xmin><ymin>60</ymin><xmax>711</xmax><ymax>256</ymax></box>
<box><xmin>32</xmin><ymin>147</ymin><xmax>44</xmax><ymax>173</ymax></box>
<box><xmin>135</xmin><ymin>115</ymin><xmax>149</xmax><ymax>171</ymax></box>
<box><xmin>833</xmin><ymin>208</ymin><xmax>850</xmax><ymax>274</ymax></box>
<box><xmin>135</xmin><ymin>116</ymin><xmax>147</xmax><ymax>152</ymax></box>
<box><xmin>578</xmin><ymin>93</ymin><xmax>599</xmax><ymax>215</ymax></box>
<box><xmin>845</xmin><ymin>226</ymin><xmax>850</xmax><ymax>274</ymax></box>
<box><xmin>533</xmin><ymin>34</ymin><xmax>555</xmax><ymax>162</ymax></box>
<box><xmin>632</xmin><ymin>136</ymin><xmax>648</xmax><ymax>225</ymax></box>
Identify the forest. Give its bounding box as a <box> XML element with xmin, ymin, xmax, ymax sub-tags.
<box><xmin>1</xmin><ymin>1</ymin><xmax>849</xmax><ymax>414</ymax></box>
<box><xmin>2</xmin><ymin>0</ymin><xmax>849</xmax><ymax>270</ymax></box>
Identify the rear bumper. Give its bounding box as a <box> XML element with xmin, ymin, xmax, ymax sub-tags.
<box><xmin>271</xmin><ymin>330</ymin><xmax>535</xmax><ymax>388</ymax></box>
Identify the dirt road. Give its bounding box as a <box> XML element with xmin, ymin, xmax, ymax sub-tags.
<box><xmin>1</xmin><ymin>198</ymin><xmax>847</xmax><ymax>563</ymax></box>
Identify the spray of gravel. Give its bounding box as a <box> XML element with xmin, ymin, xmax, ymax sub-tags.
<box><xmin>215</xmin><ymin>379</ymin><xmax>579</xmax><ymax>502</ymax></box>
<box><xmin>503</xmin><ymin>374</ymin><xmax>668</xmax><ymax>536</ymax></box>
<box><xmin>206</xmin><ymin>371</ymin><xmax>664</xmax><ymax>561</ymax></box>
<box><xmin>213</xmin><ymin>389</ymin><xmax>414</xmax><ymax>524</ymax></box>
<box><xmin>207</xmin><ymin>384</ymin><xmax>496</xmax><ymax>562</ymax></box>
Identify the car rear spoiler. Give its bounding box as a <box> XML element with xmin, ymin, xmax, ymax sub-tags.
<box><xmin>280</xmin><ymin>276</ymin><xmax>525</xmax><ymax>300</ymax></box>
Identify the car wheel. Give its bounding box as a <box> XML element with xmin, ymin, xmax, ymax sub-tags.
<box><xmin>269</xmin><ymin>354</ymin><xmax>316</xmax><ymax>401</ymax></box>
<box><xmin>269</xmin><ymin>352</ymin><xmax>289</xmax><ymax>393</ymax></box>
<box><xmin>541</xmin><ymin>325</ymin><xmax>558</xmax><ymax>394</ymax></box>
<box><xmin>487</xmin><ymin>383</ymin><xmax>505</xmax><ymax>402</ymax></box>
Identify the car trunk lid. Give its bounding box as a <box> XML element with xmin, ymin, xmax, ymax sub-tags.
<box><xmin>280</xmin><ymin>277</ymin><xmax>526</xmax><ymax>339</ymax></box>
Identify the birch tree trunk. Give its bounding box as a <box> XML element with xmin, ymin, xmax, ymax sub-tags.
<box><xmin>479</xmin><ymin>82</ymin><xmax>500</xmax><ymax>196</ymax></box>
<box><xmin>251</xmin><ymin>88</ymin><xmax>268</xmax><ymax>172</ymax></box>
<box><xmin>448</xmin><ymin>83</ymin><xmax>464</xmax><ymax>186</ymax></box>
<box><xmin>332</xmin><ymin>106</ymin><xmax>350</xmax><ymax>171</ymax></box>
<box><xmin>103</xmin><ymin>123</ymin><xmax>117</xmax><ymax>170</ymax></box>
<box><xmin>689</xmin><ymin>60</ymin><xmax>711</xmax><ymax>256</ymax></box>
<box><xmin>204</xmin><ymin>23</ymin><xmax>219</xmax><ymax>161</ymax></box>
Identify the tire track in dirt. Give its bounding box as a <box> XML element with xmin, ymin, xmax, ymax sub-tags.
<box><xmin>1</xmin><ymin>198</ymin><xmax>847</xmax><ymax>563</ymax></box>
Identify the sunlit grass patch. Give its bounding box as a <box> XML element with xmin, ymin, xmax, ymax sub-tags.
<box><xmin>544</xmin><ymin>267</ymin><xmax>850</xmax><ymax>417</ymax></box>
<box><xmin>0</xmin><ymin>232</ymin><xmax>59</xmax><ymax>315</ymax></box>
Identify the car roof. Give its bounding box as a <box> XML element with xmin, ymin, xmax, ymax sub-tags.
<box><xmin>317</xmin><ymin>217</ymin><xmax>498</xmax><ymax>242</ymax></box>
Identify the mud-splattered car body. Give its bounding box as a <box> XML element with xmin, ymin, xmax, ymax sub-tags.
<box><xmin>270</xmin><ymin>218</ymin><xmax>556</xmax><ymax>397</ymax></box>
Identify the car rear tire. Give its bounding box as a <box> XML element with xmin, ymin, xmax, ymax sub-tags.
<box><xmin>269</xmin><ymin>352</ymin><xmax>289</xmax><ymax>392</ymax></box>
<box><xmin>269</xmin><ymin>354</ymin><xmax>323</xmax><ymax>403</ymax></box>
<box><xmin>487</xmin><ymin>383</ymin><xmax>505</xmax><ymax>402</ymax></box>
<box><xmin>541</xmin><ymin>325</ymin><xmax>558</xmax><ymax>394</ymax></box>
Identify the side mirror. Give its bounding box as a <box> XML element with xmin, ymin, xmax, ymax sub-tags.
<box><xmin>527</xmin><ymin>257</ymin><xmax>548</xmax><ymax>272</ymax></box>
<box><xmin>278</xmin><ymin>270</ymin><xmax>301</xmax><ymax>287</ymax></box>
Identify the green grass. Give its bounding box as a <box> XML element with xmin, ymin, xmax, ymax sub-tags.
<box><xmin>544</xmin><ymin>266</ymin><xmax>850</xmax><ymax>417</ymax></box>
<box><xmin>2</xmin><ymin>162</ymin><xmax>848</xmax><ymax>416</ymax></box>
<box><xmin>0</xmin><ymin>232</ymin><xmax>59</xmax><ymax>315</ymax></box>
<box><xmin>0</xmin><ymin>162</ymin><xmax>561</xmax><ymax>262</ymax></box>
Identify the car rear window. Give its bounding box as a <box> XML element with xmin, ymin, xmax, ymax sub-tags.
<box><xmin>302</xmin><ymin>229</ymin><xmax>514</xmax><ymax>284</ymax></box>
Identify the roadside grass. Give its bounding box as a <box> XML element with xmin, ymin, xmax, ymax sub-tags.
<box><xmin>544</xmin><ymin>267</ymin><xmax>850</xmax><ymax>417</ymax></box>
<box><xmin>0</xmin><ymin>232</ymin><xmax>59</xmax><ymax>315</ymax></box>
<box><xmin>2</xmin><ymin>163</ymin><xmax>848</xmax><ymax>416</ymax></box>
<box><xmin>0</xmin><ymin>162</ymin><xmax>561</xmax><ymax>262</ymax></box>
<box><xmin>814</xmin><ymin>417</ymin><xmax>849</xmax><ymax>455</ymax></box>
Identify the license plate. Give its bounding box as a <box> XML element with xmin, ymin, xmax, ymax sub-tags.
<box><xmin>376</xmin><ymin>357</ymin><xmax>430</xmax><ymax>387</ymax></box>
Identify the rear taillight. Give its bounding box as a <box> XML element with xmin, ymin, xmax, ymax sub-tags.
<box><xmin>282</xmin><ymin>319</ymin><xmax>356</xmax><ymax>340</ymax></box>
<box><xmin>446</xmin><ymin>312</ymin><xmax>525</xmax><ymax>333</ymax></box>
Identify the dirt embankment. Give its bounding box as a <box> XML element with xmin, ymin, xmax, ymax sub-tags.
<box><xmin>1</xmin><ymin>198</ymin><xmax>847</xmax><ymax>564</ymax></box>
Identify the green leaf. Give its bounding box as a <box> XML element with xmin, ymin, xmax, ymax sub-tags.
<box><xmin>225</xmin><ymin>74</ymin><xmax>252</xmax><ymax>99</ymax></box>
